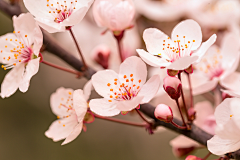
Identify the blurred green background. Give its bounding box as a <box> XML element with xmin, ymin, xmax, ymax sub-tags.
<box><xmin>0</xmin><ymin>9</ymin><xmax>216</xmax><ymax>160</ymax></box>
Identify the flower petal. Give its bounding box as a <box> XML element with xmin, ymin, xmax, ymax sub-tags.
<box><xmin>89</xmin><ymin>98</ymin><xmax>120</xmax><ymax>116</ymax></box>
<box><xmin>207</xmin><ymin>135</ymin><xmax>240</xmax><ymax>156</ymax></box>
<box><xmin>91</xmin><ymin>70</ymin><xmax>118</xmax><ymax>98</ymax></box>
<box><xmin>220</xmin><ymin>72</ymin><xmax>240</xmax><ymax>92</ymax></box>
<box><xmin>192</xmin><ymin>34</ymin><xmax>217</xmax><ymax>63</ymax></box>
<box><xmin>45</xmin><ymin>116</ymin><xmax>78</xmax><ymax>142</ymax></box>
<box><xmin>119</xmin><ymin>56</ymin><xmax>147</xmax><ymax>86</ymax></box>
<box><xmin>170</xmin><ymin>135</ymin><xmax>200</xmax><ymax>148</ymax></box>
<box><xmin>171</xmin><ymin>19</ymin><xmax>202</xmax><ymax>50</ymax></box>
<box><xmin>1</xmin><ymin>64</ymin><xmax>25</xmax><ymax>98</ymax></box>
<box><xmin>222</xmin><ymin>90</ymin><xmax>240</xmax><ymax>98</ymax></box>
<box><xmin>192</xmin><ymin>79</ymin><xmax>218</xmax><ymax>95</ymax></box>
<box><xmin>62</xmin><ymin>123</ymin><xmax>83</xmax><ymax>145</ymax></box>
<box><xmin>73</xmin><ymin>89</ymin><xmax>88</xmax><ymax>122</ymax></box>
<box><xmin>35</xmin><ymin>18</ymin><xmax>66</xmax><ymax>33</ymax></box>
<box><xmin>143</xmin><ymin>28</ymin><xmax>168</xmax><ymax>54</ymax></box>
<box><xmin>116</xmin><ymin>96</ymin><xmax>143</xmax><ymax>111</ymax></box>
<box><xmin>50</xmin><ymin>87</ymin><xmax>75</xmax><ymax>117</ymax></box>
<box><xmin>19</xmin><ymin>58</ymin><xmax>40</xmax><ymax>93</ymax></box>
<box><xmin>137</xmin><ymin>49</ymin><xmax>170</xmax><ymax>67</ymax></box>
<box><xmin>83</xmin><ymin>80</ymin><xmax>93</xmax><ymax>100</ymax></box>
<box><xmin>138</xmin><ymin>75</ymin><xmax>160</xmax><ymax>103</ymax></box>
<box><xmin>167</xmin><ymin>56</ymin><xmax>198</xmax><ymax>70</ymax></box>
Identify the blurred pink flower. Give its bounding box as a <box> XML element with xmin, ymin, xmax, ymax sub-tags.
<box><xmin>182</xmin><ymin>33</ymin><xmax>240</xmax><ymax>95</ymax></box>
<box><xmin>23</xmin><ymin>0</ymin><xmax>94</xmax><ymax>33</ymax></box>
<box><xmin>185</xmin><ymin>155</ymin><xmax>202</xmax><ymax>160</ymax></box>
<box><xmin>89</xmin><ymin>56</ymin><xmax>160</xmax><ymax>116</ymax></box>
<box><xmin>137</xmin><ymin>19</ymin><xmax>217</xmax><ymax>71</ymax></box>
<box><xmin>91</xmin><ymin>44</ymin><xmax>111</xmax><ymax>69</ymax></box>
<box><xmin>0</xmin><ymin>13</ymin><xmax>42</xmax><ymax>98</ymax></box>
<box><xmin>45</xmin><ymin>81</ymin><xmax>93</xmax><ymax>145</ymax></box>
<box><xmin>207</xmin><ymin>98</ymin><xmax>240</xmax><ymax>155</ymax></box>
<box><xmin>93</xmin><ymin>0</ymin><xmax>135</xmax><ymax>32</ymax></box>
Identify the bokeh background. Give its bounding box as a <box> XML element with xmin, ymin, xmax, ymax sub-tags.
<box><xmin>0</xmin><ymin>0</ymin><xmax>237</xmax><ymax>159</ymax></box>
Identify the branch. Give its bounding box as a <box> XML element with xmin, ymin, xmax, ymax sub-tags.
<box><xmin>0</xmin><ymin>1</ymin><xmax>239</xmax><ymax>159</ymax></box>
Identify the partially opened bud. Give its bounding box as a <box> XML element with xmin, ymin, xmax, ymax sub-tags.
<box><xmin>93</xmin><ymin>0</ymin><xmax>135</xmax><ymax>32</ymax></box>
<box><xmin>154</xmin><ymin>104</ymin><xmax>173</xmax><ymax>123</ymax></box>
<box><xmin>185</xmin><ymin>155</ymin><xmax>202</xmax><ymax>160</ymax></box>
<box><xmin>92</xmin><ymin>45</ymin><xmax>111</xmax><ymax>69</ymax></box>
<box><xmin>163</xmin><ymin>76</ymin><xmax>182</xmax><ymax>100</ymax></box>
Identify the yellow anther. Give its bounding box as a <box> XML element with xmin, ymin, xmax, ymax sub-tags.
<box><xmin>110</xmin><ymin>95</ymin><xmax>113</xmax><ymax>98</ymax></box>
<box><xmin>108</xmin><ymin>100</ymin><xmax>112</xmax><ymax>102</ymax></box>
<box><xmin>177</xmin><ymin>40</ymin><xmax>180</xmax><ymax>42</ymax></box>
<box><xmin>130</xmin><ymin>74</ymin><xmax>133</xmax><ymax>77</ymax></box>
<box><xmin>124</xmin><ymin>75</ymin><xmax>127</xmax><ymax>78</ymax></box>
<box><xmin>193</xmin><ymin>40</ymin><xmax>195</xmax><ymax>42</ymax></box>
<box><xmin>68</xmin><ymin>92</ymin><xmax>72</xmax><ymax>95</ymax></box>
<box><xmin>107</xmin><ymin>83</ymin><xmax>111</xmax><ymax>87</ymax></box>
<box><xmin>63</xmin><ymin>125</ymin><xmax>65</xmax><ymax>127</ymax></box>
<box><xmin>114</xmin><ymin>79</ymin><xmax>118</xmax><ymax>81</ymax></box>
<box><xmin>25</xmin><ymin>35</ymin><xmax>27</xmax><ymax>37</ymax></box>
<box><xmin>110</xmin><ymin>89</ymin><xmax>113</xmax><ymax>91</ymax></box>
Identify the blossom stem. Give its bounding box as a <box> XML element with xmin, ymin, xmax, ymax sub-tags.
<box><xmin>178</xmin><ymin>73</ymin><xmax>190</xmax><ymax>121</ymax></box>
<box><xmin>187</xmin><ymin>73</ymin><xmax>194</xmax><ymax>109</ymax></box>
<box><xmin>94</xmin><ymin>114</ymin><xmax>147</xmax><ymax>128</ymax></box>
<box><xmin>170</xmin><ymin>120</ymin><xmax>187</xmax><ymax>130</ymax></box>
<box><xmin>42</xmin><ymin>60</ymin><xmax>82</xmax><ymax>77</ymax></box>
<box><xmin>202</xmin><ymin>152</ymin><xmax>212</xmax><ymax>160</ymax></box>
<box><xmin>135</xmin><ymin>108</ymin><xmax>152</xmax><ymax>125</ymax></box>
<box><xmin>69</xmin><ymin>28</ymin><xmax>88</xmax><ymax>70</ymax></box>
<box><xmin>114</xmin><ymin>32</ymin><xmax>125</xmax><ymax>62</ymax></box>
<box><xmin>214</xmin><ymin>85</ymin><xmax>222</xmax><ymax>107</ymax></box>
<box><xmin>175</xmin><ymin>99</ymin><xmax>187</xmax><ymax>127</ymax></box>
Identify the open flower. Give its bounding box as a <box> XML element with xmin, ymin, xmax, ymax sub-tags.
<box><xmin>93</xmin><ymin>0</ymin><xmax>135</xmax><ymax>32</ymax></box>
<box><xmin>136</xmin><ymin>19</ymin><xmax>217</xmax><ymax>71</ymax></box>
<box><xmin>207</xmin><ymin>98</ymin><xmax>240</xmax><ymax>155</ymax></box>
<box><xmin>45</xmin><ymin>80</ymin><xmax>93</xmax><ymax>145</ymax></box>
<box><xmin>23</xmin><ymin>0</ymin><xmax>94</xmax><ymax>33</ymax></box>
<box><xmin>0</xmin><ymin>13</ymin><xmax>42</xmax><ymax>98</ymax></box>
<box><xmin>89</xmin><ymin>56</ymin><xmax>160</xmax><ymax>116</ymax></box>
<box><xmin>182</xmin><ymin>33</ymin><xmax>240</xmax><ymax>95</ymax></box>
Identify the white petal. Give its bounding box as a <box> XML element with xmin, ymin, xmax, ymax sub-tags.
<box><xmin>19</xmin><ymin>58</ymin><xmax>40</xmax><ymax>93</ymax></box>
<box><xmin>143</xmin><ymin>28</ymin><xmax>168</xmax><ymax>54</ymax></box>
<box><xmin>45</xmin><ymin>116</ymin><xmax>78</xmax><ymax>142</ymax></box>
<box><xmin>73</xmin><ymin>89</ymin><xmax>88</xmax><ymax>122</ymax></box>
<box><xmin>1</xmin><ymin>64</ymin><xmax>25</xmax><ymax>98</ymax></box>
<box><xmin>222</xmin><ymin>90</ymin><xmax>240</xmax><ymax>98</ymax></box>
<box><xmin>116</xmin><ymin>96</ymin><xmax>143</xmax><ymax>111</ymax></box>
<box><xmin>13</xmin><ymin>13</ymin><xmax>43</xmax><ymax>55</ymax></box>
<box><xmin>170</xmin><ymin>135</ymin><xmax>200</xmax><ymax>148</ymax></box>
<box><xmin>220</xmin><ymin>72</ymin><xmax>240</xmax><ymax>92</ymax></box>
<box><xmin>192</xmin><ymin>79</ymin><xmax>218</xmax><ymax>95</ymax></box>
<box><xmin>83</xmin><ymin>80</ymin><xmax>93</xmax><ymax>100</ymax></box>
<box><xmin>62</xmin><ymin>123</ymin><xmax>83</xmax><ymax>145</ymax></box>
<box><xmin>138</xmin><ymin>75</ymin><xmax>160</xmax><ymax>104</ymax></box>
<box><xmin>167</xmin><ymin>56</ymin><xmax>198</xmax><ymax>70</ymax></box>
<box><xmin>35</xmin><ymin>18</ymin><xmax>66</xmax><ymax>33</ymax></box>
<box><xmin>171</xmin><ymin>19</ymin><xmax>202</xmax><ymax>50</ymax></box>
<box><xmin>207</xmin><ymin>135</ymin><xmax>240</xmax><ymax>156</ymax></box>
<box><xmin>89</xmin><ymin>98</ymin><xmax>120</xmax><ymax>116</ymax></box>
<box><xmin>119</xmin><ymin>56</ymin><xmax>147</xmax><ymax>86</ymax></box>
<box><xmin>137</xmin><ymin>49</ymin><xmax>170</xmax><ymax>67</ymax></box>
<box><xmin>50</xmin><ymin>87</ymin><xmax>75</xmax><ymax>117</ymax></box>
<box><xmin>193</xmin><ymin>34</ymin><xmax>217</xmax><ymax>63</ymax></box>
<box><xmin>91</xmin><ymin>70</ymin><xmax>118</xmax><ymax>98</ymax></box>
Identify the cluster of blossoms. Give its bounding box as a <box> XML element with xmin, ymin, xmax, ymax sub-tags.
<box><xmin>1</xmin><ymin>0</ymin><xmax>240</xmax><ymax>159</ymax></box>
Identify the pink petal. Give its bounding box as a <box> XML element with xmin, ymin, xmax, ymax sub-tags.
<box><xmin>62</xmin><ymin>123</ymin><xmax>83</xmax><ymax>145</ymax></box>
<box><xmin>116</xmin><ymin>96</ymin><xmax>143</xmax><ymax>111</ymax></box>
<box><xmin>167</xmin><ymin>56</ymin><xmax>198</xmax><ymax>70</ymax></box>
<box><xmin>73</xmin><ymin>89</ymin><xmax>88</xmax><ymax>122</ymax></box>
<box><xmin>83</xmin><ymin>80</ymin><xmax>93</xmax><ymax>100</ymax></box>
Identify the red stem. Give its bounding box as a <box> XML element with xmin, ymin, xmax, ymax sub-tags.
<box><xmin>94</xmin><ymin>114</ymin><xmax>147</xmax><ymax>128</ymax></box>
<box><xmin>170</xmin><ymin>121</ymin><xmax>187</xmax><ymax>130</ymax></box>
<box><xmin>187</xmin><ymin>73</ymin><xmax>194</xmax><ymax>109</ymax></box>
<box><xmin>202</xmin><ymin>152</ymin><xmax>212</xmax><ymax>160</ymax></box>
<box><xmin>42</xmin><ymin>60</ymin><xmax>82</xmax><ymax>77</ymax></box>
<box><xmin>178</xmin><ymin>73</ymin><xmax>190</xmax><ymax>121</ymax></box>
<box><xmin>135</xmin><ymin>108</ymin><xmax>152</xmax><ymax>125</ymax></box>
<box><xmin>175</xmin><ymin>99</ymin><xmax>187</xmax><ymax>127</ymax></box>
<box><xmin>69</xmin><ymin>28</ymin><xmax>88</xmax><ymax>70</ymax></box>
<box><xmin>116</xmin><ymin>38</ymin><xmax>124</xmax><ymax>63</ymax></box>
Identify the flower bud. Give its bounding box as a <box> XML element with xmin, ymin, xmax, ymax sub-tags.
<box><xmin>92</xmin><ymin>45</ymin><xmax>111</xmax><ymax>69</ymax></box>
<box><xmin>185</xmin><ymin>155</ymin><xmax>202</xmax><ymax>160</ymax></box>
<box><xmin>154</xmin><ymin>104</ymin><xmax>173</xmax><ymax>123</ymax></box>
<box><xmin>93</xmin><ymin>0</ymin><xmax>135</xmax><ymax>32</ymax></box>
<box><xmin>163</xmin><ymin>76</ymin><xmax>182</xmax><ymax>100</ymax></box>
<box><xmin>173</xmin><ymin>147</ymin><xmax>196</xmax><ymax>158</ymax></box>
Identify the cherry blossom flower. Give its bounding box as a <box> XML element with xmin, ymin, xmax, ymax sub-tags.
<box><xmin>135</xmin><ymin>0</ymin><xmax>211</xmax><ymax>22</ymax></box>
<box><xmin>182</xmin><ymin>33</ymin><xmax>240</xmax><ymax>95</ymax></box>
<box><xmin>0</xmin><ymin>13</ymin><xmax>42</xmax><ymax>98</ymax></box>
<box><xmin>23</xmin><ymin>0</ymin><xmax>94</xmax><ymax>33</ymax></box>
<box><xmin>171</xmin><ymin>101</ymin><xmax>216</xmax><ymax>157</ymax></box>
<box><xmin>93</xmin><ymin>0</ymin><xmax>135</xmax><ymax>32</ymax></box>
<box><xmin>89</xmin><ymin>56</ymin><xmax>160</xmax><ymax>116</ymax></box>
<box><xmin>207</xmin><ymin>98</ymin><xmax>240</xmax><ymax>155</ymax></box>
<box><xmin>137</xmin><ymin>19</ymin><xmax>217</xmax><ymax>71</ymax></box>
<box><xmin>45</xmin><ymin>81</ymin><xmax>93</xmax><ymax>145</ymax></box>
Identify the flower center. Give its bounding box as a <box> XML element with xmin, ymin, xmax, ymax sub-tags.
<box><xmin>1</xmin><ymin>31</ymin><xmax>36</xmax><ymax>70</ymax></box>
<box><xmin>106</xmin><ymin>74</ymin><xmax>142</xmax><ymax>102</ymax></box>
<box><xmin>157</xmin><ymin>35</ymin><xmax>195</xmax><ymax>62</ymax></box>
<box><xmin>46</xmin><ymin>0</ymin><xmax>77</xmax><ymax>23</ymax></box>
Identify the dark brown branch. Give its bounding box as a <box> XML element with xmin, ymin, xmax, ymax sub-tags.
<box><xmin>0</xmin><ymin>1</ymin><xmax>239</xmax><ymax>159</ymax></box>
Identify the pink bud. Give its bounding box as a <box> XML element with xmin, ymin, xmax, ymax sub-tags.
<box><xmin>185</xmin><ymin>155</ymin><xmax>202</xmax><ymax>160</ymax></box>
<box><xmin>92</xmin><ymin>45</ymin><xmax>111</xmax><ymax>69</ymax></box>
<box><xmin>173</xmin><ymin>147</ymin><xmax>196</xmax><ymax>158</ymax></box>
<box><xmin>154</xmin><ymin>104</ymin><xmax>173</xmax><ymax>123</ymax></box>
<box><xmin>93</xmin><ymin>0</ymin><xmax>135</xmax><ymax>32</ymax></box>
<box><xmin>163</xmin><ymin>76</ymin><xmax>182</xmax><ymax>100</ymax></box>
